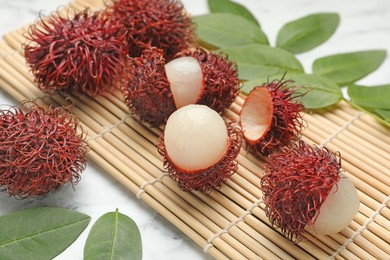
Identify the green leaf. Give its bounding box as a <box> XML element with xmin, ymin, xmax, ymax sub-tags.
<box><xmin>208</xmin><ymin>0</ymin><xmax>260</xmax><ymax>27</ymax></box>
<box><xmin>347</xmin><ymin>84</ymin><xmax>390</xmax><ymax>109</ymax></box>
<box><xmin>312</xmin><ymin>50</ymin><xmax>387</xmax><ymax>86</ymax></box>
<box><xmin>0</xmin><ymin>207</ymin><xmax>90</xmax><ymax>260</ymax></box>
<box><xmin>221</xmin><ymin>44</ymin><xmax>304</xmax><ymax>80</ymax></box>
<box><xmin>242</xmin><ymin>73</ymin><xmax>343</xmax><ymax>109</ymax></box>
<box><xmin>193</xmin><ymin>13</ymin><xmax>268</xmax><ymax>48</ymax></box>
<box><xmin>276</xmin><ymin>13</ymin><xmax>340</xmax><ymax>54</ymax></box>
<box><xmin>84</xmin><ymin>209</ymin><xmax>142</xmax><ymax>260</ymax></box>
<box><xmin>375</xmin><ymin>109</ymin><xmax>390</xmax><ymax>122</ymax></box>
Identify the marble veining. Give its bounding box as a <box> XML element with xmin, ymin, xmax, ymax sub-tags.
<box><xmin>0</xmin><ymin>0</ymin><xmax>389</xmax><ymax>259</ymax></box>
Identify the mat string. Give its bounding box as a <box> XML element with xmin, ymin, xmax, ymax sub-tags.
<box><xmin>136</xmin><ymin>172</ymin><xmax>170</xmax><ymax>200</ymax></box>
<box><xmin>329</xmin><ymin>195</ymin><xmax>390</xmax><ymax>259</ymax></box>
<box><xmin>319</xmin><ymin>112</ymin><xmax>364</xmax><ymax>148</ymax></box>
<box><xmin>85</xmin><ymin>114</ymin><xmax>133</xmax><ymax>142</ymax></box>
<box><xmin>203</xmin><ymin>198</ymin><xmax>264</xmax><ymax>253</ymax></box>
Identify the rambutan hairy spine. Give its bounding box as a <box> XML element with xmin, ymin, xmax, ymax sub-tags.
<box><xmin>260</xmin><ymin>141</ymin><xmax>342</xmax><ymax>241</ymax></box>
<box><xmin>0</xmin><ymin>101</ymin><xmax>88</xmax><ymax>198</ymax></box>
<box><xmin>24</xmin><ymin>8</ymin><xmax>128</xmax><ymax>95</ymax></box>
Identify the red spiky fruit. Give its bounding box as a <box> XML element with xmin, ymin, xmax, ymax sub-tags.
<box><xmin>120</xmin><ymin>47</ymin><xmax>240</xmax><ymax>126</ymax></box>
<box><xmin>104</xmin><ymin>0</ymin><xmax>194</xmax><ymax>60</ymax></box>
<box><xmin>120</xmin><ymin>48</ymin><xmax>176</xmax><ymax>126</ymax></box>
<box><xmin>260</xmin><ymin>141</ymin><xmax>359</xmax><ymax>241</ymax></box>
<box><xmin>157</xmin><ymin>105</ymin><xmax>242</xmax><ymax>192</ymax></box>
<box><xmin>0</xmin><ymin>102</ymin><xmax>88</xmax><ymax>198</ymax></box>
<box><xmin>24</xmin><ymin>8</ymin><xmax>127</xmax><ymax>95</ymax></box>
<box><xmin>240</xmin><ymin>78</ymin><xmax>304</xmax><ymax>156</ymax></box>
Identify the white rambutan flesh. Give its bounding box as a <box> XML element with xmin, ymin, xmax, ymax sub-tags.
<box><xmin>240</xmin><ymin>87</ymin><xmax>273</xmax><ymax>143</ymax></box>
<box><xmin>309</xmin><ymin>173</ymin><xmax>360</xmax><ymax>235</ymax></box>
<box><xmin>165</xmin><ymin>57</ymin><xmax>203</xmax><ymax>109</ymax></box>
<box><xmin>164</xmin><ymin>104</ymin><xmax>228</xmax><ymax>171</ymax></box>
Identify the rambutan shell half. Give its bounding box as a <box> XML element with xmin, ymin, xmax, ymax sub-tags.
<box><xmin>157</xmin><ymin>104</ymin><xmax>242</xmax><ymax>192</ymax></box>
<box><xmin>240</xmin><ymin>87</ymin><xmax>273</xmax><ymax>144</ymax></box>
<box><xmin>240</xmin><ymin>79</ymin><xmax>304</xmax><ymax>156</ymax></box>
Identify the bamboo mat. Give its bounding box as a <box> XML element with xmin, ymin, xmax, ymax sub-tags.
<box><xmin>0</xmin><ymin>0</ymin><xmax>389</xmax><ymax>259</ymax></box>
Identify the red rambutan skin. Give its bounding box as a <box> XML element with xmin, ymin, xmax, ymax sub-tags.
<box><xmin>120</xmin><ymin>47</ymin><xmax>176</xmax><ymax>126</ymax></box>
<box><xmin>176</xmin><ymin>48</ymin><xmax>240</xmax><ymax>114</ymax></box>
<box><xmin>24</xmin><ymin>9</ymin><xmax>128</xmax><ymax>95</ymax></box>
<box><xmin>243</xmin><ymin>78</ymin><xmax>304</xmax><ymax>156</ymax></box>
<box><xmin>0</xmin><ymin>102</ymin><xmax>88</xmax><ymax>198</ymax></box>
<box><xmin>104</xmin><ymin>0</ymin><xmax>194</xmax><ymax>60</ymax></box>
<box><xmin>260</xmin><ymin>141</ymin><xmax>341</xmax><ymax>241</ymax></box>
<box><xmin>156</xmin><ymin>122</ymin><xmax>242</xmax><ymax>192</ymax></box>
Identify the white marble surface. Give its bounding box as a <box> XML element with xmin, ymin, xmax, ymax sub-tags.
<box><xmin>0</xmin><ymin>0</ymin><xmax>389</xmax><ymax>259</ymax></box>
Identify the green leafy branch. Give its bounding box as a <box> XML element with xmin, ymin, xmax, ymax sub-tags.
<box><xmin>194</xmin><ymin>0</ymin><xmax>390</xmax><ymax>127</ymax></box>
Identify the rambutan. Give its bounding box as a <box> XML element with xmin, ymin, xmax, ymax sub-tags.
<box><xmin>0</xmin><ymin>102</ymin><xmax>88</xmax><ymax>198</ymax></box>
<box><xmin>24</xmin><ymin>8</ymin><xmax>127</xmax><ymax>95</ymax></box>
<box><xmin>174</xmin><ymin>48</ymin><xmax>240</xmax><ymax>112</ymax></box>
<box><xmin>120</xmin><ymin>47</ymin><xmax>240</xmax><ymax>126</ymax></box>
<box><xmin>239</xmin><ymin>78</ymin><xmax>304</xmax><ymax>156</ymax></box>
<box><xmin>157</xmin><ymin>105</ymin><xmax>242</xmax><ymax>192</ymax></box>
<box><xmin>120</xmin><ymin>47</ymin><xmax>176</xmax><ymax>127</ymax></box>
<box><xmin>260</xmin><ymin>141</ymin><xmax>359</xmax><ymax>241</ymax></box>
<box><xmin>104</xmin><ymin>0</ymin><xmax>194</xmax><ymax>60</ymax></box>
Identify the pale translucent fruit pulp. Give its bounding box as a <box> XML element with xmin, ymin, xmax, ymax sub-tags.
<box><xmin>165</xmin><ymin>57</ymin><xmax>203</xmax><ymax>109</ymax></box>
<box><xmin>309</xmin><ymin>173</ymin><xmax>360</xmax><ymax>235</ymax></box>
<box><xmin>240</xmin><ymin>88</ymin><xmax>273</xmax><ymax>142</ymax></box>
<box><xmin>164</xmin><ymin>105</ymin><xmax>228</xmax><ymax>172</ymax></box>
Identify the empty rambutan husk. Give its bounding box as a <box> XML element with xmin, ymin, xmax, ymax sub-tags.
<box><xmin>104</xmin><ymin>0</ymin><xmax>194</xmax><ymax>60</ymax></box>
<box><xmin>240</xmin><ymin>77</ymin><xmax>304</xmax><ymax>156</ymax></box>
<box><xmin>119</xmin><ymin>47</ymin><xmax>240</xmax><ymax>126</ymax></box>
<box><xmin>260</xmin><ymin>141</ymin><xmax>359</xmax><ymax>241</ymax></box>
<box><xmin>0</xmin><ymin>101</ymin><xmax>88</xmax><ymax>198</ymax></box>
<box><xmin>156</xmin><ymin>105</ymin><xmax>242</xmax><ymax>192</ymax></box>
<box><xmin>24</xmin><ymin>8</ymin><xmax>127</xmax><ymax>95</ymax></box>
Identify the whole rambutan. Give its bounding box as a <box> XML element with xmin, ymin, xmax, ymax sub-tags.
<box><xmin>157</xmin><ymin>105</ymin><xmax>242</xmax><ymax>192</ymax></box>
<box><xmin>120</xmin><ymin>47</ymin><xmax>240</xmax><ymax>126</ymax></box>
<box><xmin>239</xmin><ymin>78</ymin><xmax>304</xmax><ymax>156</ymax></box>
<box><xmin>0</xmin><ymin>102</ymin><xmax>88</xmax><ymax>198</ymax></box>
<box><xmin>260</xmin><ymin>141</ymin><xmax>359</xmax><ymax>241</ymax></box>
<box><xmin>120</xmin><ymin>47</ymin><xmax>176</xmax><ymax>126</ymax></box>
<box><xmin>104</xmin><ymin>0</ymin><xmax>194</xmax><ymax>60</ymax></box>
<box><xmin>24</xmin><ymin>8</ymin><xmax>127</xmax><ymax>95</ymax></box>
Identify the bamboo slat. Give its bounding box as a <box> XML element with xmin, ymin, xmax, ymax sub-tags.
<box><xmin>0</xmin><ymin>0</ymin><xmax>389</xmax><ymax>259</ymax></box>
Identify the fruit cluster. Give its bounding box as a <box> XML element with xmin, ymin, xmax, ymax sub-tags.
<box><xmin>15</xmin><ymin>0</ymin><xmax>360</xmax><ymax>242</ymax></box>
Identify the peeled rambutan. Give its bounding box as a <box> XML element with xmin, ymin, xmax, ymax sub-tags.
<box><xmin>260</xmin><ymin>141</ymin><xmax>359</xmax><ymax>241</ymax></box>
<box><xmin>120</xmin><ymin>47</ymin><xmax>240</xmax><ymax>126</ymax></box>
<box><xmin>239</xmin><ymin>78</ymin><xmax>304</xmax><ymax>156</ymax></box>
<box><xmin>173</xmin><ymin>48</ymin><xmax>240</xmax><ymax>112</ymax></box>
<box><xmin>24</xmin><ymin>8</ymin><xmax>127</xmax><ymax>95</ymax></box>
<box><xmin>0</xmin><ymin>101</ymin><xmax>88</xmax><ymax>198</ymax></box>
<box><xmin>104</xmin><ymin>0</ymin><xmax>194</xmax><ymax>60</ymax></box>
<box><xmin>157</xmin><ymin>104</ymin><xmax>242</xmax><ymax>192</ymax></box>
